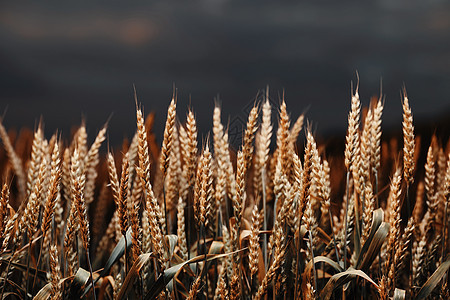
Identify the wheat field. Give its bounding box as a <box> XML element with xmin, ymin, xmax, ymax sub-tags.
<box><xmin>0</xmin><ymin>85</ymin><xmax>448</xmax><ymax>299</ymax></box>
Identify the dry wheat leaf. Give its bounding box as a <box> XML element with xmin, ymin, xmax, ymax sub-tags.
<box><xmin>116</xmin><ymin>253</ymin><xmax>153</xmax><ymax>299</ymax></box>
<box><xmin>415</xmin><ymin>257</ymin><xmax>450</xmax><ymax>299</ymax></box>
<box><xmin>319</xmin><ymin>268</ymin><xmax>378</xmax><ymax>300</ymax></box>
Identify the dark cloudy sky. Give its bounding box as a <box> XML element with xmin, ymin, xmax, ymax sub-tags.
<box><xmin>1</xmin><ymin>1</ymin><xmax>450</xmax><ymax>147</ymax></box>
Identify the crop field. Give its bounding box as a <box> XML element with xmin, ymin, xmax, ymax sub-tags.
<box><xmin>0</xmin><ymin>85</ymin><xmax>448</xmax><ymax>299</ymax></box>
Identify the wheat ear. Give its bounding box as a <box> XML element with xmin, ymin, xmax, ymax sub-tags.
<box><xmin>26</xmin><ymin>124</ymin><xmax>44</xmax><ymax>199</ymax></box>
<box><xmin>255</xmin><ymin>226</ymin><xmax>285</xmax><ymax>300</ymax></box>
<box><xmin>129</xmin><ymin>179</ymin><xmax>142</xmax><ymax>262</ymax></box>
<box><xmin>136</xmin><ymin>106</ymin><xmax>166</xmax><ymax>270</ymax></box>
<box><xmin>0</xmin><ymin>121</ymin><xmax>26</xmax><ymax>199</ymax></box>
<box><xmin>187</xmin><ymin>275</ymin><xmax>202</xmax><ymax>300</ymax></box>
<box><xmin>249</xmin><ymin>204</ymin><xmax>261</xmax><ymax>279</ymax></box>
<box><xmin>84</xmin><ymin>124</ymin><xmax>107</xmax><ymax>204</ymax></box>
<box><xmin>343</xmin><ymin>83</ymin><xmax>360</xmax><ymax>269</ymax></box>
<box><xmin>242</xmin><ymin>104</ymin><xmax>258</xmax><ymax>171</ymax></box>
<box><xmin>41</xmin><ymin>142</ymin><xmax>61</xmax><ymax>245</ymax></box>
<box><xmin>49</xmin><ymin>244</ymin><xmax>61</xmax><ymax>300</ymax></box>
<box><xmin>371</xmin><ymin>98</ymin><xmax>383</xmax><ymax>174</ymax></box>
<box><xmin>425</xmin><ymin>142</ymin><xmax>437</xmax><ymax>216</ymax></box>
<box><xmin>160</xmin><ymin>97</ymin><xmax>177</xmax><ymax>178</ymax></box>
<box><xmin>176</xmin><ymin>196</ymin><xmax>188</xmax><ymax>260</ymax></box>
<box><xmin>165</xmin><ymin>124</ymin><xmax>181</xmax><ymax>212</ymax></box>
<box><xmin>402</xmin><ymin>89</ymin><xmax>415</xmax><ymax>186</ymax></box>
<box><xmin>276</xmin><ymin>100</ymin><xmax>290</xmax><ymax>172</ymax></box>
<box><xmin>386</xmin><ymin>166</ymin><xmax>402</xmax><ymax>292</ymax></box>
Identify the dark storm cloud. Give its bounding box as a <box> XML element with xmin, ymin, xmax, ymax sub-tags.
<box><xmin>0</xmin><ymin>0</ymin><xmax>450</xmax><ymax>146</ymax></box>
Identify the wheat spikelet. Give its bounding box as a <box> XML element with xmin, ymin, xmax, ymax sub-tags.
<box><xmin>359</xmin><ymin>107</ymin><xmax>372</xmax><ymax>188</ymax></box>
<box><xmin>223</xmin><ymin>130</ymin><xmax>237</xmax><ymax>201</ymax></box>
<box><xmin>129</xmin><ymin>179</ymin><xmax>142</xmax><ymax>262</ymax></box>
<box><xmin>226</xmin><ymin>270</ymin><xmax>241</xmax><ymax>300</ymax></box>
<box><xmin>179</xmin><ymin>126</ymin><xmax>190</xmax><ymax>199</ymax></box>
<box><xmin>0</xmin><ymin>120</ymin><xmax>26</xmax><ymax>199</ymax></box>
<box><xmin>242</xmin><ymin>104</ymin><xmax>258</xmax><ymax>171</ymax></box>
<box><xmin>361</xmin><ymin>181</ymin><xmax>375</xmax><ymax>245</ymax></box>
<box><xmin>212</xmin><ymin>105</ymin><xmax>236</xmax><ymax>210</ymax></box>
<box><xmin>84</xmin><ymin>124</ymin><xmax>107</xmax><ymax>204</ymax></box>
<box><xmin>304</xmin><ymin>194</ymin><xmax>317</xmax><ymax>253</ymax></box>
<box><xmin>0</xmin><ymin>212</ymin><xmax>17</xmax><ymax>253</ymax></box>
<box><xmin>107</xmin><ymin>152</ymin><xmax>120</xmax><ymax>203</ymax></box>
<box><xmin>165</xmin><ymin>124</ymin><xmax>181</xmax><ymax>212</ymax></box>
<box><xmin>160</xmin><ymin>98</ymin><xmax>177</xmax><ymax>178</ymax></box>
<box><xmin>310</xmin><ymin>131</ymin><xmax>324</xmax><ymax>213</ymax></box>
<box><xmin>298</xmin><ymin>130</ymin><xmax>314</xmax><ymax>223</ymax></box>
<box><xmin>254</xmin><ymin>98</ymin><xmax>272</xmax><ymax>198</ymax></box>
<box><xmin>26</xmin><ymin>124</ymin><xmax>44</xmax><ymax>199</ymax></box>
<box><xmin>386</xmin><ymin>166</ymin><xmax>402</xmax><ymax>291</ymax></box>
<box><xmin>75</xmin><ymin>122</ymin><xmax>88</xmax><ymax>171</ymax></box>
<box><xmin>49</xmin><ymin>244</ymin><xmax>61</xmax><ymax>300</ymax></box>
<box><xmin>319</xmin><ymin>159</ymin><xmax>331</xmax><ymax>225</ymax></box>
<box><xmin>344</xmin><ymin>84</ymin><xmax>361</xmax><ymax>172</ymax></box>
<box><xmin>291</xmin><ymin>153</ymin><xmax>303</xmax><ymax>232</ymax></box>
<box><xmin>135</xmin><ymin>107</ymin><xmax>167</xmax><ymax>272</ymax></box>
<box><xmin>71</xmin><ymin>148</ymin><xmax>90</xmax><ymax>251</ymax></box>
<box><xmin>113</xmin><ymin>272</ymin><xmax>122</xmax><ymax>300</ymax></box>
<box><xmin>268</xmin><ymin>158</ymin><xmax>289</xmax><ymax>254</ymax></box>
<box><xmin>193</xmin><ymin>153</ymin><xmax>202</xmax><ymax>227</ymax></box>
<box><xmin>137</xmin><ymin>165</ymin><xmax>166</xmax><ymax>269</ymax></box>
<box><xmin>22</xmin><ymin>155</ymin><xmax>47</xmax><ymax>244</ymax></box>
<box><xmin>249</xmin><ymin>204</ymin><xmax>261</xmax><ymax>279</ymax></box>
<box><xmin>176</xmin><ymin>196</ymin><xmax>188</xmax><ymax>260</ymax></box>
<box><xmin>371</xmin><ymin>99</ymin><xmax>383</xmax><ymax>174</ymax></box>
<box><xmin>425</xmin><ymin>142</ymin><xmax>437</xmax><ymax>215</ymax></box>
<box><xmin>221</xmin><ymin>225</ymin><xmax>233</xmax><ymax>282</ymax></box>
<box><xmin>378</xmin><ymin>275</ymin><xmax>388</xmax><ymax>300</ymax></box>
<box><xmin>214</xmin><ymin>261</ymin><xmax>228</xmax><ymax>300</ymax></box>
<box><xmin>117</xmin><ymin>152</ymin><xmax>129</xmax><ymax>236</ymax></box>
<box><xmin>41</xmin><ymin>142</ymin><xmax>61</xmax><ymax>245</ymax></box>
<box><xmin>61</xmin><ymin>147</ymin><xmax>72</xmax><ymax>208</ymax></box>
<box><xmin>64</xmin><ymin>200</ymin><xmax>79</xmax><ymax>275</ymax></box>
<box><xmin>0</xmin><ymin>184</ymin><xmax>9</xmax><ymax>241</ymax></box>
<box><xmin>413</xmin><ymin>180</ymin><xmax>425</xmax><ymax>224</ymax></box>
<box><xmin>396</xmin><ymin>216</ymin><xmax>414</xmax><ymax>279</ymax></box>
<box><xmin>255</xmin><ymin>228</ymin><xmax>285</xmax><ymax>300</ymax></box>
<box><xmin>127</xmin><ymin>131</ymin><xmax>139</xmax><ymax>181</ymax></box>
<box><xmin>285</xmin><ymin>179</ymin><xmax>298</xmax><ymax>230</ymax></box>
<box><xmin>412</xmin><ymin>235</ymin><xmax>427</xmax><ymax>285</ymax></box>
<box><xmin>194</xmin><ymin>143</ymin><xmax>213</xmax><ymax>228</ymax></box>
<box><xmin>288</xmin><ymin>113</ymin><xmax>304</xmax><ymax>153</ymax></box>
<box><xmin>402</xmin><ymin>90</ymin><xmax>415</xmax><ymax>185</ymax></box>
<box><xmin>183</xmin><ymin>109</ymin><xmax>198</xmax><ymax>191</ymax></box>
<box><xmin>187</xmin><ymin>275</ymin><xmax>202</xmax><ymax>300</ymax></box>
<box><xmin>233</xmin><ymin>150</ymin><xmax>245</xmax><ymax>228</ymax></box>
<box><xmin>436</xmin><ymin>148</ymin><xmax>446</xmax><ymax>223</ymax></box>
<box><xmin>212</xmin><ymin>106</ymin><xmax>227</xmax><ymax>206</ymax></box>
<box><xmin>444</xmin><ymin>153</ymin><xmax>450</xmax><ymax>199</ymax></box>
<box><xmin>276</xmin><ymin>100</ymin><xmax>290</xmax><ymax>172</ymax></box>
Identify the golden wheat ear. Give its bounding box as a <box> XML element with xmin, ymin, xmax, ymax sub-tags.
<box><xmin>160</xmin><ymin>97</ymin><xmax>177</xmax><ymax>179</ymax></box>
<box><xmin>84</xmin><ymin>124</ymin><xmax>107</xmax><ymax>205</ymax></box>
<box><xmin>0</xmin><ymin>121</ymin><xmax>26</xmax><ymax>200</ymax></box>
<box><xmin>0</xmin><ymin>183</ymin><xmax>10</xmax><ymax>242</ymax></box>
<box><xmin>402</xmin><ymin>88</ymin><xmax>415</xmax><ymax>187</ymax></box>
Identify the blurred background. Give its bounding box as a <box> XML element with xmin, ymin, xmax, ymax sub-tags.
<box><xmin>1</xmin><ymin>0</ymin><xmax>450</xmax><ymax>148</ymax></box>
